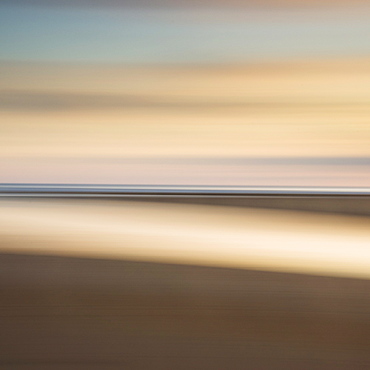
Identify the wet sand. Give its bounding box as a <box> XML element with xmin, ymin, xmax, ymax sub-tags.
<box><xmin>1</xmin><ymin>199</ymin><xmax>370</xmax><ymax>368</ymax></box>
<box><xmin>1</xmin><ymin>199</ymin><xmax>370</xmax><ymax>278</ymax></box>
<box><xmin>1</xmin><ymin>253</ymin><xmax>370</xmax><ymax>369</ymax></box>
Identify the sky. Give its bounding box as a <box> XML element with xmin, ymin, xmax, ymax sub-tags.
<box><xmin>1</xmin><ymin>1</ymin><xmax>370</xmax><ymax>186</ymax></box>
<box><xmin>1</xmin><ymin>2</ymin><xmax>370</xmax><ymax>64</ymax></box>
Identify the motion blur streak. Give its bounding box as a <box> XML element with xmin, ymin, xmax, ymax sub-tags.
<box><xmin>1</xmin><ymin>1</ymin><xmax>370</xmax><ymax>368</ymax></box>
<box><xmin>1</xmin><ymin>60</ymin><xmax>370</xmax><ymax>186</ymax></box>
<box><xmin>1</xmin><ymin>1</ymin><xmax>370</xmax><ymax>186</ymax></box>
<box><xmin>1</xmin><ymin>199</ymin><xmax>369</xmax><ymax>279</ymax></box>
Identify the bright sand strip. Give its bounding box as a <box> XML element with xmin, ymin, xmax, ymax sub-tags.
<box><xmin>0</xmin><ymin>199</ymin><xmax>369</xmax><ymax>279</ymax></box>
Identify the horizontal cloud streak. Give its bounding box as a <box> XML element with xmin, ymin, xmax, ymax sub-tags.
<box><xmin>1</xmin><ymin>5</ymin><xmax>370</xmax><ymax>63</ymax></box>
<box><xmin>3</xmin><ymin>90</ymin><xmax>370</xmax><ymax>111</ymax></box>
<box><xmin>3</xmin><ymin>0</ymin><xmax>370</xmax><ymax>8</ymax></box>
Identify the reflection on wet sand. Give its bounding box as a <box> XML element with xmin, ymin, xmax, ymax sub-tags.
<box><xmin>1</xmin><ymin>199</ymin><xmax>369</xmax><ymax>278</ymax></box>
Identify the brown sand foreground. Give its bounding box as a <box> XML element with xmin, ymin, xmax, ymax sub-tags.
<box><xmin>1</xmin><ymin>253</ymin><xmax>370</xmax><ymax>369</ymax></box>
<box><xmin>1</xmin><ymin>199</ymin><xmax>370</xmax><ymax>368</ymax></box>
